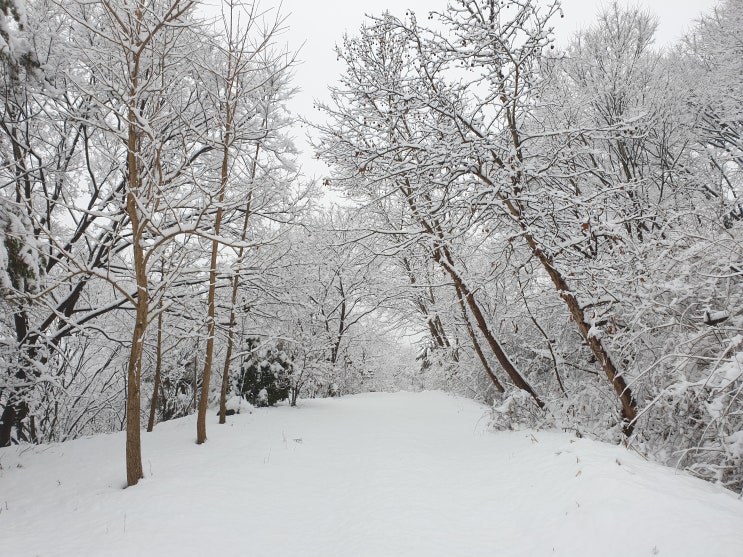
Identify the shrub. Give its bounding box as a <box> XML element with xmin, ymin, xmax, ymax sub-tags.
<box><xmin>235</xmin><ymin>339</ymin><xmax>293</xmax><ymax>407</ymax></box>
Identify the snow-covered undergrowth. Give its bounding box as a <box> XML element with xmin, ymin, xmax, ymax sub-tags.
<box><xmin>1</xmin><ymin>391</ymin><xmax>742</xmax><ymax>557</ymax></box>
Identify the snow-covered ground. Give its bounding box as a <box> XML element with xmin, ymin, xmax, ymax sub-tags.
<box><xmin>1</xmin><ymin>391</ymin><xmax>742</xmax><ymax>556</ymax></box>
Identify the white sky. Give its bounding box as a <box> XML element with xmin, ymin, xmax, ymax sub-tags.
<box><xmin>207</xmin><ymin>0</ymin><xmax>720</xmax><ymax>181</ymax></box>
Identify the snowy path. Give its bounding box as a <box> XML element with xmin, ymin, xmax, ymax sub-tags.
<box><xmin>2</xmin><ymin>391</ymin><xmax>742</xmax><ymax>556</ymax></box>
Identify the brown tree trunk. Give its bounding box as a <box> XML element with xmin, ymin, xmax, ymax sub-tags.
<box><xmin>124</xmin><ymin>65</ymin><xmax>145</xmax><ymax>484</ymax></box>
<box><xmin>147</xmin><ymin>299</ymin><xmax>164</xmax><ymax>432</ymax></box>
<box><xmin>197</xmin><ymin>94</ymin><xmax>232</xmax><ymax>444</ymax></box>
<box><xmin>400</xmin><ymin>181</ymin><xmax>542</xmax><ymax>407</ymax></box>
<box><xmin>219</xmin><ymin>277</ymin><xmax>238</xmax><ymax>425</ymax></box>
<box><xmin>492</xmin><ymin>190</ymin><xmax>638</xmax><ymax>434</ymax></box>
<box><xmin>95</xmin><ymin>0</ymin><xmax>196</xmax><ymax>486</ymax></box>
<box><xmin>482</xmin><ymin>72</ymin><xmax>639</xmax><ymax>433</ymax></box>
<box><xmin>437</xmin><ymin>253</ymin><xmax>542</xmax><ymax>407</ymax></box>
<box><xmin>453</xmin><ymin>283</ymin><xmax>505</xmax><ymax>393</ymax></box>
<box><xmin>196</xmin><ymin>194</ymin><xmax>225</xmax><ymax>444</ymax></box>
<box><xmin>218</xmin><ymin>130</ymin><xmax>259</xmax><ymax>423</ymax></box>
<box><xmin>527</xmin><ymin>237</ymin><xmax>637</xmax><ymax>433</ymax></box>
<box><xmin>330</xmin><ymin>279</ymin><xmax>346</xmax><ymax>366</ymax></box>
<box><xmin>125</xmin><ymin>308</ymin><xmax>145</xmax><ymax>487</ymax></box>
<box><xmin>402</xmin><ymin>256</ymin><xmax>452</xmax><ymax>352</ymax></box>
<box><xmin>125</xmin><ymin>190</ymin><xmax>146</xmax><ymax>486</ymax></box>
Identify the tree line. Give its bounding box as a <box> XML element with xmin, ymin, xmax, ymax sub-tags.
<box><xmin>0</xmin><ymin>0</ymin><xmax>400</xmax><ymax>487</ymax></box>
<box><xmin>316</xmin><ymin>0</ymin><xmax>743</xmax><ymax>491</ymax></box>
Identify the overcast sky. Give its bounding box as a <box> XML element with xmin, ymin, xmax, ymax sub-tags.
<box><xmin>222</xmin><ymin>0</ymin><xmax>720</xmax><ymax>179</ymax></box>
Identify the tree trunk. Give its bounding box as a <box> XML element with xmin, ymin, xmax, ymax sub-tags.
<box><xmin>527</xmin><ymin>237</ymin><xmax>638</xmax><ymax>433</ymax></box>
<box><xmin>219</xmin><ymin>277</ymin><xmax>238</xmax><ymax>425</ymax></box>
<box><xmin>480</xmin><ymin>68</ymin><xmax>640</xmax><ymax>433</ymax></box>
<box><xmin>218</xmin><ymin>135</ymin><xmax>259</xmax><ymax>423</ymax></box>
<box><xmin>494</xmin><ymin>190</ymin><xmax>638</xmax><ymax>434</ymax></box>
<box><xmin>453</xmin><ymin>283</ymin><xmax>505</xmax><ymax>393</ymax></box>
<box><xmin>0</xmin><ymin>312</ymin><xmax>31</xmax><ymax>447</ymax></box>
<box><xmin>401</xmin><ymin>181</ymin><xmax>541</xmax><ymax>407</ymax></box>
<box><xmin>125</xmin><ymin>189</ymin><xmax>146</xmax><ymax>486</ymax></box>
<box><xmin>197</xmin><ymin>94</ymin><xmax>232</xmax><ymax>443</ymax></box>
<box><xmin>330</xmin><ymin>279</ymin><xmax>346</xmax><ymax>366</ymax></box>
<box><xmin>125</xmin><ymin>66</ymin><xmax>145</xmax><ymax>484</ymax></box>
<box><xmin>0</xmin><ymin>404</ymin><xmax>17</xmax><ymax>447</ymax></box>
<box><xmin>438</xmin><ymin>253</ymin><xmax>542</xmax><ymax>407</ymax></box>
<box><xmin>196</xmin><ymin>203</ymin><xmax>224</xmax><ymax>444</ymax></box>
<box><xmin>125</xmin><ymin>297</ymin><xmax>146</xmax><ymax>487</ymax></box>
<box><xmin>401</xmin><ymin>256</ymin><xmax>455</xmax><ymax>354</ymax></box>
<box><xmin>147</xmin><ymin>300</ymin><xmax>164</xmax><ymax>432</ymax></box>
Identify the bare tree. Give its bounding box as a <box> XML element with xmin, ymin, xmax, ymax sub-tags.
<box><xmin>196</xmin><ymin>0</ymin><xmax>293</xmax><ymax>442</ymax></box>
<box><xmin>61</xmin><ymin>0</ymin><xmax>216</xmax><ymax>486</ymax></box>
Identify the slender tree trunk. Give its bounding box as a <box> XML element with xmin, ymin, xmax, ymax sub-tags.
<box><xmin>401</xmin><ymin>256</ymin><xmax>455</xmax><ymax>354</ymax></box>
<box><xmin>527</xmin><ymin>236</ymin><xmax>637</xmax><ymax>432</ymax></box>
<box><xmin>218</xmin><ymin>137</ymin><xmax>260</xmax><ymax>422</ymax></box>
<box><xmin>491</xmin><ymin>188</ymin><xmax>638</xmax><ymax>433</ymax></box>
<box><xmin>219</xmin><ymin>275</ymin><xmax>240</xmax><ymax>424</ymax></box>
<box><xmin>401</xmin><ymin>183</ymin><xmax>541</xmax><ymax>407</ymax></box>
<box><xmin>125</xmin><ymin>42</ymin><xmax>145</xmax><ymax>484</ymax></box>
<box><xmin>192</xmin><ymin>350</ymin><xmax>198</xmax><ymax>411</ymax></box>
<box><xmin>0</xmin><ymin>312</ymin><xmax>31</xmax><ymax>447</ymax></box>
<box><xmin>218</xmin><ymin>190</ymin><xmax>254</xmax><ymax>423</ymax></box>
<box><xmin>0</xmin><ymin>405</ymin><xmax>17</xmax><ymax>447</ymax></box>
<box><xmin>196</xmin><ymin>95</ymin><xmax>232</xmax><ymax>444</ymax></box>
<box><xmin>125</xmin><ymin>296</ymin><xmax>146</xmax><ymax>487</ymax></box>
<box><xmin>453</xmin><ymin>283</ymin><xmax>505</xmax><ymax>393</ymax></box>
<box><xmin>125</xmin><ymin>186</ymin><xmax>146</xmax><ymax>486</ymax></box>
<box><xmin>147</xmin><ymin>299</ymin><xmax>164</xmax><ymax>432</ymax></box>
<box><xmin>196</xmin><ymin>185</ymin><xmax>226</xmax><ymax>444</ymax></box>
<box><xmin>437</xmin><ymin>253</ymin><xmax>542</xmax><ymax>406</ymax></box>
<box><xmin>483</xmin><ymin>75</ymin><xmax>639</xmax><ymax>433</ymax></box>
<box><xmin>330</xmin><ymin>279</ymin><xmax>346</xmax><ymax>366</ymax></box>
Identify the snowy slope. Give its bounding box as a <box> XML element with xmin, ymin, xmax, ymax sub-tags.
<box><xmin>1</xmin><ymin>391</ymin><xmax>742</xmax><ymax>557</ymax></box>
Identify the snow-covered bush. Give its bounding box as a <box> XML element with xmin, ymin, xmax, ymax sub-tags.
<box><xmin>235</xmin><ymin>339</ymin><xmax>293</xmax><ymax>407</ymax></box>
<box><xmin>0</xmin><ymin>205</ymin><xmax>41</xmax><ymax>296</ymax></box>
<box><xmin>223</xmin><ymin>395</ymin><xmax>253</xmax><ymax>416</ymax></box>
<box><xmin>158</xmin><ymin>356</ymin><xmax>200</xmax><ymax>422</ymax></box>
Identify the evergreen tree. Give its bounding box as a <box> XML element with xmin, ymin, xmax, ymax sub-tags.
<box><xmin>235</xmin><ymin>339</ymin><xmax>293</xmax><ymax>407</ymax></box>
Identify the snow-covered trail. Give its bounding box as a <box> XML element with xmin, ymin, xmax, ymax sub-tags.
<box><xmin>2</xmin><ymin>391</ymin><xmax>742</xmax><ymax>556</ymax></box>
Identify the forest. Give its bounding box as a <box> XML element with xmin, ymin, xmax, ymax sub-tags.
<box><xmin>0</xmin><ymin>0</ymin><xmax>741</xmax><ymax>493</ymax></box>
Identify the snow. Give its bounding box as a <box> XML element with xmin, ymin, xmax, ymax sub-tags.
<box><xmin>1</xmin><ymin>391</ymin><xmax>742</xmax><ymax>557</ymax></box>
<box><xmin>224</xmin><ymin>395</ymin><xmax>253</xmax><ymax>414</ymax></box>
